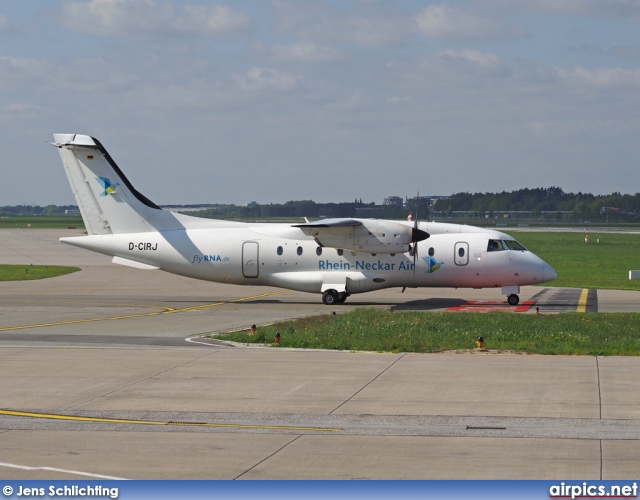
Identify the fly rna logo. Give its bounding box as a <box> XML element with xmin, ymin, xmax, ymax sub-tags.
<box><xmin>423</xmin><ymin>256</ymin><xmax>444</xmax><ymax>274</ymax></box>
<box><xmin>96</xmin><ymin>177</ymin><xmax>119</xmax><ymax>196</ymax></box>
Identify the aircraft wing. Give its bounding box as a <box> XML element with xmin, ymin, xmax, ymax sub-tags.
<box><xmin>292</xmin><ymin>219</ymin><xmax>362</xmax><ymax>230</ymax></box>
<box><xmin>292</xmin><ymin>218</ymin><xmax>427</xmax><ymax>254</ymax></box>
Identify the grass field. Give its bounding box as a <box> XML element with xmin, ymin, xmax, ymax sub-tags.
<box><xmin>217</xmin><ymin>309</ymin><xmax>640</xmax><ymax>356</ymax></box>
<box><xmin>0</xmin><ymin>216</ymin><xmax>84</xmax><ymax>229</ymax></box>
<box><xmin>0</xmin><ymin>265</ymin><xmax>80</xmax><ymax>281</ymax></box>
<box><xmin>515</xmin><ymin>232</ymin><xmax>640</xmax><ymax>290</ymax></box>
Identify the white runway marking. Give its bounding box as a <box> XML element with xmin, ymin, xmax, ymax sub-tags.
<box><xmin>0</xmin><ymin>461</ymin><xmax>127</xmax><ymax>480</ymax></box>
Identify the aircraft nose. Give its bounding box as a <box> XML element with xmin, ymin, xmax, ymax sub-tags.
<box><xmin>543</xmin><ymin>261</ymin><xmax>557</xmax><ymax>282</ymax></box>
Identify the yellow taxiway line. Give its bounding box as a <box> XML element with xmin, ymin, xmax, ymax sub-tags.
<box><xmin>0</xmin><ymin>409</ymin><xmax>341</xmax><ymax>432</ymax></box>
<box><xmin>0</xmin><ymin>290</ymin><xmax>290</xmax><ymax>332</ymax></box>
<box><xmin>576</xmin><ymin>288</ymin><xmax>589</xmax><ymax>313</ymax></box>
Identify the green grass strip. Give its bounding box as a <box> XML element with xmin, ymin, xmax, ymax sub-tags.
<box><xmin>0</xmin><ymin>217</ymin><xmax>84</xmax><ymax>229</ymax></box>
<box><xmin>0</xmin><ymin>265</ymin><xmax>80</xmax><ymax>281</ymax></box>
<box><xmin>218</xmin><ymin>308</ymin><xmax>640</xmax><ymax>356</ymax></box>
<box><xmin>515</xmin><ymin>232</ymin><xmax>640</xmax><ymax>290</ymax></box>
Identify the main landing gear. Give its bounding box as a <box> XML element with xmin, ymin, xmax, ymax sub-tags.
<box><xmin>322</xmin><ymin>290</ymin><xmax>349</xmax><ymax>305</ymax></box>
<box><xmin>507</xmin><ymin>294</ymin><xmax>520</xmax><ymax>306</ymax></box>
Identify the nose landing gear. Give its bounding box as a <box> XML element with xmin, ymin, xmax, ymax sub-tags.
<box><xmin>502</xmin><ymin>285</ymin><xmax>520</xmax><ymax>306</ymax></box>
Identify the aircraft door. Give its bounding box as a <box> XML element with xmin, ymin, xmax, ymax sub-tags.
<box><xmin>242</xmin><ymin>241</ymin><xmax>259</xmax><ymax>278</ymax></box>
<box><xmin>454</xmin><ymin>242</ymin><xmax>469</xmax><ymax>266</ymax></box>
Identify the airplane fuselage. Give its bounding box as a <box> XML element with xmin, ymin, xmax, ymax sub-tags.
<box><xmin>61</xmin><ymin>221</ymin><xmax>554</xmax><ymax>295</ymax></box>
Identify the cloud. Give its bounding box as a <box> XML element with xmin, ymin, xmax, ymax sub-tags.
<box><xmin>0</xmin><ymin>56</ymin><xmax>45</xmax><ymax>90</ymax></box>
<box><xmin>268</xmin><ymin>42</ymin><xmax>347</xmax><ymax>63</ymax></box>
<box><xmin>0</xmin><ymin>15</ymin><xmax>10</xmax><ymax>33</ymax></box>
<box><xmin>487</xmin><ymin>0</ymin><xmax>640</xmax><ymax>20</ymax></box>
<box><xmin>0</xmin><ymin>55</ymin><xmax>140</xmax><ymax>95</ymax></box>
<box><xmin>0</xmin><ymin>102</ymin><xmax>46</xmax><ymax>119</ymax></box>
<box><xmin>439</xmin><ymin>49</ymin><xmax>501</xmax><ymax>68</ymax></box>
<box><xmin>557</xmin><ymin>66</ymin><xmax>640</xmax><ymax>88</ymax></box>
<box><xmin>182</xmin><ymin>5</ymin><xmax>253</xmax><ymax>36</ymax></box>
<box><xmin>232</xmin><ymin>67</ymin><xmax>302</xmax><ymax>92</ymax></box>
<box><xmin>270</xmin><ymin>1</ymin><xmax>415</xmax><ymax>46</ymax></box>
<box><xmin>571</xmin><ymin>43</ymin><xmax>640</xmax><ymax>60</ymax></box>
<box><xmin>415</xmin><ymin>5</ymin><xmax>526</xmax><ymax>40</ymax></box>
<box><xmin>346</xmin><ymin>16</ymin><xmax>415</xmax><ymax>46</ymax></box>
<box><xmin>60</xmin><ymin>0</ymin><xmax>251</xmax><ymax>38</ymax></box>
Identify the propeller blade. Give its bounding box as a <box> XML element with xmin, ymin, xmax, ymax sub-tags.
<box><xmin>413</xmin><ymin>192</ymin><xmax>420</xmax><ymax>270</ymax></box>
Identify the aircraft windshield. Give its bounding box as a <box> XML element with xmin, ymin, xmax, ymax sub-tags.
<box><xmin>504</xmin><ymin>239</ymin><xmax>527</xmax><ymax>251</ymax></box>
<box><xmin>487</xmin><ymin>239</ymin><xmax>527</xmax><ymax>252</ymax></box>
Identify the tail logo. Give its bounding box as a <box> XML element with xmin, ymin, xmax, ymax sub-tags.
<box><xmin>96</xmin><ymin>177</ymin><xmax>119</xmax><ymax>196</ymax></box>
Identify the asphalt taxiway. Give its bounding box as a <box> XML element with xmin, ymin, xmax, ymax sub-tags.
<box><xmin>1</xmin><ymin>229</ymin><xmax>640</xmax><ymax>479</ymax></box>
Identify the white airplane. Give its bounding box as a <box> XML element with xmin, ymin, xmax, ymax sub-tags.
<box><xmin>52</xmin><ymin>134</ymin><xmax>557</xmax><ymax>306</ymax></box>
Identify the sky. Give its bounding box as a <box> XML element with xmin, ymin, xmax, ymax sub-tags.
<box><xmin>1</xmin><ymin>0</ymin><xmax>639</xmax><ymax>206</ymax></box>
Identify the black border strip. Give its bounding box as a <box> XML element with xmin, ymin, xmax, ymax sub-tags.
<box><xmin>91</xmin><ymin>136</ymin><xmax>161</xmax><ymax>210</ymax></box>
<box><xmin>586</xmin><ymin>288</ymin><xmax>598</xmax><ymax>313</ymax></box>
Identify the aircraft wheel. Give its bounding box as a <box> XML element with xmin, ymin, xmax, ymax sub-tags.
<box><xmin>322</xmin><ymin>290</ymin><xmax>338</xmax><ymax>305</ymax></box>
<box><xmin>507</xmin><ymin>294</ymin><xmax>520</xmax><ymax>306</ymax></box>
<box><xmin>335</xmin><ymin>292</ymin><xmax>348</xmax><ymax>304</ymax></box>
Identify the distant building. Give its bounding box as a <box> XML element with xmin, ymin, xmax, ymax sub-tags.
<box><xmin>601</xmin><ymin>207</ymin><xmax>620</xmax><ymax>215</ymax></box>
<box><xmin>600</xmin><ymin>206</ymin><xmax>636</xmax><ymax>216</ymax></box>
<box><xmin>383</xmin><ymin>196</ymin><xmax>403</xmax><ymax>206</ymax></box>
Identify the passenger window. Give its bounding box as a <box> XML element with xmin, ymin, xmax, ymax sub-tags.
<box><xmin>316</xmin><ymin>247</ymin><xmax>322</xmax><ymax>256</ymax></box>
<box><xmin>428</xmin><ymin>247</ymin><xmax>434</xmax><ymax>257</ymax></box>
<box><xmin>277</xmin><ymin>246</ymin><xmax>283</xmax><ymax>256</ymax></box>
<box><xmin>297</xmin><ymin>247</ymin><xmax>303</xmax><ymax>256</ymax></box>
<box><xmin>458</xmin><ymin>247</ymin><xmax>465</xmax><ymax>258</ymax></box>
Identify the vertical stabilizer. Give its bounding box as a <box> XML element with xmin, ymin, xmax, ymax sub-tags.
<box><xmin>53</xmin><ymin>134</ymin><xmax>162</xmax><ymax>235</ymax></box>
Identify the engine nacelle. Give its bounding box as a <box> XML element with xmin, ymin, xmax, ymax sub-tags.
<box><xmin>293</xmin><ymin>219</ymin><xmax>428</xmax><ymax>254</ymax></box>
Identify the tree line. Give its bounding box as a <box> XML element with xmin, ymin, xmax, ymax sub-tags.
<box><xmin>2</xmin><ymin>187</ymin><xmax>638</xmax><ymax>221</ymax></box>
<box><xmin>438</xmin><ymin>187</ymin><xmax>640</xmax><ymax>220</ymax></box>
<box><xmin>183</xmin><ymin>188</ymin><xmax>640</xmax><ymax>221</ymax></box>
<box><xmin>0</xmin><ymin>205</ymin><xmax>78</xmax><ymax>216</ymax></box>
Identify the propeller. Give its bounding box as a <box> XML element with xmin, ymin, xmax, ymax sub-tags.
<box><xmin>409</xmin><ymin>192</ymin><xmax>429</xmax><ymax>273</ymax></box>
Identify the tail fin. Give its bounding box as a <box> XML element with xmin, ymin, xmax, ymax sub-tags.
<box><xmin>53</xmin><ymin>134</ymin><xmax>164</xmax><ymax>235</ymax></box>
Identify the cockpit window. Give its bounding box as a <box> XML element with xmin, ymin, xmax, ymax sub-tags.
<box><xmin>487</xmin><ymin>239</ymin><xmax>507</xmax><ymax>252</ymax></box>
<box><xmin>487</xmin><ymin>239</ymin><xmax>527</xmax><ymax>252</ymax></box>
<box><xmin>504</xmin><ymin>239</ymin><xmax>527</xmax><ymax>251</ymax></box>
